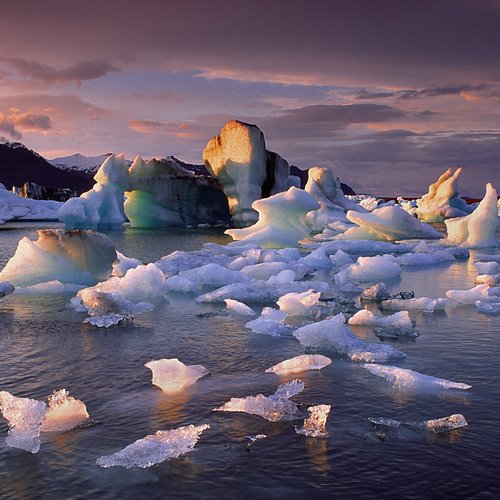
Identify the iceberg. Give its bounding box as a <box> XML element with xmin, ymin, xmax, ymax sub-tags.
<box><xmin>96</xmin><ymin>424</ymin><xmax>210</xmax><ymax>468</ymax></box>
<box><xmin>145</xmin><ymin>358</ymin><xmax>209</xmax><ymax>393</ymax></box>
<box><xmin>293</xmin><ymin>314</ymin><xmax>406</xmax><ymax>363</ymax></box>
<box><xmin>0</xmin><ymin>391</ymin><xmax>47</xmax><ymax>453</ymax></box>
<box><xmin>226</xmin><ymin>187</ymin><xmax>319</xmax><ymax>248</ymax></box>
<box><xmin>445</xmin><ymin>183</ymin><xmax>499</xmax><ymax>248</ymax></box>
<box><xmin>416</xmin><ymin>167</ymin><xmax>472</xmax><ymax>222</ymax></box>
<box><xmin>214</xmin><ymin>380</ymin><xmax>304</xmax><ymax>422</ymax></box>
<box><xmin>334</xmin><ymin>255</ymin><xmax>401</xmax><ymax>286</ymax></box>
<box><xmin>58</xmin><ymin>154</ymin><xmax>130</xmax><ymax>230</ymax></box>
<box><xmin>41</xmin><ymin>389</ymin><xmax>90</xmax><ymax>432</ymax></box>
<box><xmin>369</xmin><ymin>414</ymin><xmax>467</xmax><ymax>434</ymax></box>
<box><xmin>0</xmin><ymin>229</ymin><xmax>117</xmax><ymax>286</ymax></box>
<box><xmin>295</xmin><ymin>404</ymin><xmax>331</xmax><ymax>438</ymax></box>
<box><xmin>224</xmin><ymin>298</ymin><xmax>256</xmax><ymax>316</ymax></box>
<box><xmin>265</xmin><ymin>354</ymin><xmax>332</xmax><ymax>376</ymax></box>
<box><xmin>363</xmin><ymin>364</ymin><xmax>471</xmax><ymax>390</ymax></box>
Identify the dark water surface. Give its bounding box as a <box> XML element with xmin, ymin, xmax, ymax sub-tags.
<box><xmin>0</xmin><ymin>223</ymin><xmax>499</xmax><ymax>499</ymax></box>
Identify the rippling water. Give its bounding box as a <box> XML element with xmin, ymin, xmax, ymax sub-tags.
<box><xmin>0</xmin><ymin>223</ymin><xmax>499</xmax><ymax>499</ymax></box>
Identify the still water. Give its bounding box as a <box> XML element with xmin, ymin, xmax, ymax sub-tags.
<box><xmin>0</xmin><ymin>222</ymin><xmax>499</xmax><ymax>499</ymax></box>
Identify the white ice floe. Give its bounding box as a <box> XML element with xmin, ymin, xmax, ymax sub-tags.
<box><xmin>475</xmin><ymin>300</ymin><xmax>500</xmax><ymax>314</ymax></box>
<box><xmin>240</xmin><ymin>261</ymin><xmax>292</xmax><ymax>280</ymax></box>
<box><xmin>225</xmin><ymin>187</ymin><xmax>319</xmax><ymax>248</ymax></box>
<box><xmin>293</xmin><ymin>314</ymin><xmax>405</xmax><ymax>363</ymax></box>
<box><xmin>58</xmin><ymin>154</ymin><xmax>130</xmax><ymax>230</ymax></box>
<box><xmin>96</xmin><ymin>424</ymin><xmax>210</xmax><ymax>468</ymax></box>
<box><xmin>265</xmin><ymin>354</ymin><xmax>332</xmax><ymax>376</ymax></box>
<box><xmin>224</xmin><ymin>298</ymin><xmax>256</xmax><ymax>316</ymax></box>
<box><xmin>474</xmin><ymin>254</ymin><xmax>500</xmax><ymax>263</ymax></box>
<box><xmin>337</xmin><ymin>205</ymin><xmax>440</xmax><ymax>241</ymax></box>
<box><xmin>214</xmin><ymin>380</ymin><xmax>304</xmax><ymax>422</ymax></box>
<box><xmin>41</xmin><ymin>389</ymin><xmax>90</xmax><ymax>432</ymax></box>
<box><xmin>416</xmin><ymin>167</ymin><xmax>472</xmax><ymax>222</ymax></box>
<box><xmin>245</xmin><ymin>307</ymin><xmax>291</xmax><ymax>336</ymax></box>
<box><xmin>0</xmin><ymin>229</ymin><xmax>116</xmax><ymax>287</ymax></box>
<box><xmin>363</xmin><ymin>364</ymin><xmax>471</xmax><ymax>391</ymax></box>
<box><xmin>277</xmin><ymin>290</ymin><xmax>322</xmax><ymax>317</ymax></box>
<box><xmin>369</xmin><ymin>414</ymin><xmax>467</xmax><ymax>433</ymax></box>
<box><xmin>0</xmin><ymin>281</ymin><xmax>14</xmax><ymax>299</ymax></box>
<box><xmin>381</xmin><ymin>297</ymin><xmax>448</xmax><ymax>313</ymax></box>
<box><xmin>330</xmin><ymin>249</ymin><xmax>354</xmax><ymax>267</ymax></box>
<box><xmin>0</xmin><ymin>391</ymin><xmax>47</xmax><ymax>453</ymax></box>
<box><xmin>360</xmin><ymin>282</ymin><xmax>391</xmax><ymax>301</ymax></box>
<box><xmin>295</xmin><ymin>404</ymin><xmax>331</xmax><ymax>438</ymax></box>
<box><xmin>145</xmin><ymin>358</ymin><xmax>209</xmax><ymax>392</ymax></box>
<box><xmin>334</xmin><ymin>255</ymin><xmax>401</xmax><ymax>286</ymax></box>
<box><xmin>112</xmin><ymin>252</ymin><xmax>142</xmax><ymax>277</ymax></box>
<box><xmin>445</xmin><ymin>183</ymin><xmax>499</xmax><ymax>248</ymax></box>
<box><xmin>446</xmin><ymin>284</ymin><xmax>491</xmax><ymax>304</ymax></box>
<box><xmin>13</xmin><ymin>280</ymin><xmax>84</xmax><ymax>295</ymax></box>
<box><xmin>166</xmin><ymin>263</ymin><xmax>247</xmax><ymax>291</ymax></box>
<box><xmin>474</xmin><ymin>261</ymin><xmax>499</xmax><ymax>275</ymax></box>
<box><xmin>348</xmin><ymin>309</ymin><xmax>416</xmax><ymax>336</ymax></box>
<box><xmin>396</xmin><ymin>250</ymin><xmax>455</xmax><ymax>266</ymax></box>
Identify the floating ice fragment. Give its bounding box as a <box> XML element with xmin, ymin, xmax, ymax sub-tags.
<box><xmin>295</xmin><ymin>404</ymin><xmax>331</xmax><ymax>438</ymax></box>
<box><xmin>41</xmin><ymin>389</ymin><xmax>89</xmax><ymax>432</ymax></box>
<box><xmin>145</xmin><ymin>358</ymin><xmax>209</xmax><ymax>393</ymax></box>
<box><xmin>112</xmin><ymin>252</ymin><xmax>142</xmax><ymax>277</ymax></box>
<box><xmin>330</xmin><ymin>249</ymin><xmax>354</xmax><ymax>267</ymax></box>
<box><xmin>360</xmin><ymin>282</ymin><xmax>391</xmax><ymax>301</ymax></box>
<box><xmin>334</xmin><ymin>255</ymin><xmax>401</xmax><ymax>286</ymax></box>
<box><xmin>369</xmin><ymin>414</ymin><xmax>467</xmax><ymax>434</ymax></box>
<box><xmin>265</xmin><ymin>354</ymin><xmax>332</xmax><ymax>376</ymax></box>
<box><xmin>474</xmin><ymin>261</ymin><xmax>499</xmax><ymax>275</ymax></box>
<box><xmin>214</xmin><ymin>380</ymin><xmax>304</xmax><ymax>422</ymax></box>
<box><xmin>96</xmin><ymin>424</ymin><xmax>210</xmax><ymax>468</ymax></box>
<box><xmin>0</xmin><ymin>281</ymin><xmax>14</xmax><ymax>299</ymax></box>
<box><xmin>245</xmin><ymin>307</ymin><xmax>291</xmax><ymax>336</ymax></box>
<box><xmin>277</xmin><ymin>290</ymin><xmax>322</xmax><ymax>317</ymax></box>
<box><xmin>363</xmin><ymin>364</ymin><xmax>471</xmax><ymax>391</ymax></box>
<box><xmin>0</xmin><ymin>391</ymin><xmax>47</xmax><ymax>453</ymax></box>
<box><xmin>381</xmin><ymin>297</ymin><xmax>447</xmax><ymax>313</ymax></box>
<box><xmin>446</xmin><ymin>284</ymin><xmax>491</xmax><ymax>304</ymax></box>
<box><xmin>348</xmin><ymin>309</ymin><xmax>416</xmax><ymax>337</ymax></box>
<box><xmin>84</xmin><ymin>313</ymin><xmax>132</xmax><ymax>328</ymax></box>
<box><xmin>475</xmin><ymin>300</ymin><xmax>500</xmax><ymax>315</ymax></box>
<box><xmin>224</xmin><ymin>298</ymin><xmax>256</xmax><ymax>316</ymax></box>
<box><xmin>246</xmin><ymin>434</ymin><xmax>267</xmax><ymax>444</ymax></box>
<box><xmin>396</xmin><ymin>251</ymin><xmax>454</xmax><ymax>266</ymax></box>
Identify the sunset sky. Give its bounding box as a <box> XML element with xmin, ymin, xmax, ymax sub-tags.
<box><xmin>0</xmin><ymin>0</ymin><xmax>499</xmax><ymax>196</ymax></box>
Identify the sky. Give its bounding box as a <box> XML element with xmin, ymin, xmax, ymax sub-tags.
<box><xmin>0</xmin><ymin>0</ymin><xmax>499</xmax><ymax>196</ymax></box>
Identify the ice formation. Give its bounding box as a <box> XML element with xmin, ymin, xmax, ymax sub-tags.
<box><xmin>41</xmin><ymin>389</ymin><xmax>90</xmax><ymax>432</ymax></box>
<box><xmin>369</xmin><ymin>414</ymin><xmax>467</xmax><ymax>433</ymax></box>
<box><xmin>295</xmin><ymin>404</ymin><xmax>331</xmax><ymax>438</ymax></box>
<box><xmin>0</xmin><ymin>391</ymin><xmax>47</xmax><ymax>453</ymax></box>
<box><xmin>96</xmin><ymin>424</ymin><xmax>210</xmax><ymax>468</ymax></box>
<box><xmin>0</xmin><ymin>229</ymin><xmax>117</xmax><ymax>286</ymax></box>
<box><xmin>166</xmin><ymin>263</ymin><xmax>247</xmax><ymax>291</ymax></box>
<box><xmin>445</xmin><ymin>183</ymin><xmax>499</xmax><ymax>248</ymax></box>
<box><xmin>446</xmin><ymin>284</ymin><xmax>491</xmax><ymax>304</ymax></box>
<box><xmin>293</xmin><ymin>314</ymin><xmax>405</xmax><ymax>363</ymax></box>
<box><xmin>112</xmin><ymin>252</ymin><xmax>142</xmax><ymax>277</ymax></box>
<box><xmin>0</xmin><ymin>281</ymin><xmax>15</xmax><ymax>299</ymax></box>
<box><xmin>124</xmin><ymin>156</ymin><xmax>230</xmax><ymax>227</ymax></box>
<box><xmin>474</xmin><ymin>261</ymin><xmax>499</xmax><ymax>275</ymax></box>
<box><xmin>416</xmin><ymin>167</ymin><xmax>472</xmax><ymax>222</ymax></box>
<box><xmin>224</xmin><ymin>298</ymin><xmax>256</xmax><ymax>316</ymax></box>
<box><xmin>475</xmin><ymin>300</ymin><xmax>500</xmax><ymax>314</ymax></box>
<box><xmin>58</xmin><ymin>154</ymin><xmax>130</xmax><ymax>230</ymax></box>
<box><xmin>214</xmin><ymin>380</ymin><xmax>304</xmax><ymax>422</ymax></box>
<box><xmin>245</xmin><ymin>307</ymin><xmax>291</xmax><ymax>336</ymax></box>
<box><xmin>360</xmin><ymin>282</ymin><xmax>391</xmax><ymax>301</ymax></box>
<box><xmin>334</xmin><ymin>255</ymin><xmax>401</xmax><ymax>286</ymax></box>
<box><xmin>265</xmin><ymin>354</ymin><xmax>332</xmax><ymax>376</ymax></box>
<box><xmin>277</xmin><ymin>290</ymin><xmax>322</xmax><ymax>316</ymax></box>
<box><xmin>226</xmin><ymin>187</ymin><xmax>319</xmax><ymax>248</ymax></box>
<box><xmin>0</xmin><ymin>184</ymin><xmax>62</xmax><ymax>224</ymax></box>
<box><xmin>381</xmin><ymin>297</ymin><xmax>447</xmax><ymax>313</ymax></box>
<box><xmin>337</xmin><ymin>206</ymin><xmax>440</xmax><ymax>241</ymax></box>
<box><xmin>395</xmin><ymin>250</ymin><xmax>455</xmax><ymax>267</ymax></box>
<box><xmin>363</xmin><ymin>364</ymin><xmax>471</xmax><ymax>390</ymax></box>
<box><xmin>145</xmin><ymin>359</ymin><xmax>209</xmax><ymax>392</ymax></box>
<box><xmin>348</xmin><ymin>309</ymin><xmax>416</xmax><ymax>336</ymax></box>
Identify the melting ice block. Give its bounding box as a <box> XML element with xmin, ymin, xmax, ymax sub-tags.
<box><xmin>446</xmin><ymin>284</ymin><xmax>491</xmax><ymax>304</ymax></box>
<box><xmin>369</xmin><ymin>414</ymin><xmax>468</xmax><ymax>433</ymax></box>
<box><xmin>265</xmin><ymin>354</ymin><xmax>332</xmax><ymax>376</ymax></box>
<box><xmin>224</xmin><ymin>298</ymin><xmax>256</xmax><ymax>316</ymax></box>
<box><xmin>41</xmin><ymin>389</ymin><xmax>90</xmax><ymax>432</ymax></box>
<box><xmin>361</xmin><ymin>282</ymin><xmax>391</xmax><ymax>301</ymax></box>
<box><xmin>363</xmin><ymin>364</ymin><xmax>471</xmax><ymax>391</ymax></box>
<box><xmin>225</xmin><ymin>187</ymin><xmax>319</xmax><ymax>248</ymax></box>
<box><xmin>145</xmin><ymin>358</ymin><xmax>209</xmax><ymax>393</ymax></box>
<box><xmin>334</xmin><ymin>255</ymin><xmax>401</xmax><ymax>286</ymax></box>
<box><xmin>245</xmin><ymin>307</ymin><xmax>291</xmax><ymax>336</ymax></box>
<box><xmin>0</xmin><ymin>391</ymin><xmax>47</xmax><ymax>453</ymax></box>
<box><xmin>381</xmin><ymin>297</ymin><xmax>447</xmax><ymax>313</ymax></box>
<box><xmin>0</xmin><ymin>229</ymin><xmax>117</xmax><ymax>286</ymax></box>
<box><xmin>475</xmin><ymin>300</ymin><xmax>500</xmax><ymax>315</ymax></box>
<box><xmin>445</xmin><ymin>183</ymin><xmax>499</xmax><ymax>248</ymax></box>
<box><xmin>348</xmin><ymin>309</ymin><xmax>416</xmax><ymax>336</ymax></box>
<box><xmin>214</xmin><ymin>380</ymin><xmax>304</xmax><ymax>422</ymax></box>
<box><xmin>293</xmin><ymin>314</ymin><xmax>405</xmax><ymax>363</ymax></box>
<box><xmin>0</xmin><ymin>281</ymin><xmax>14</xmax><ymax>299</ymax></box>
<box><xmin>277</xmin><ymin>290</ymin><xmax>322</xmax><ymax>317</ymax></box>
<box><xmin>96</xmin><ymin>424</ymin><xmax>210</xmax><ymax>468</ymax></box>
<box><xmin>295</xmin><ymin>404</ymin><xmax>331</xmax><ymax>438</ymax></box>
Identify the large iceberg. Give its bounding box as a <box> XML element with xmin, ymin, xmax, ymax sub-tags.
<box><xmin>226</xmin><ymin>187</ymin><xmax>319</xmax><ymax>248</ymax></box>
<box><xmin>145</xmin><ymin>358</ymin><xmax>209</xmax><ymax>392</ymax></box>
<box><xmin>96</xmin><ymin>424</ymin><xmax>210</xmax><ymax>468</ymax></box>
<box><xmin>0</xmin><ymin>229</ymin><xmax>117</xmax><ymax>286</ymax></box>
<box><xmin>445</xmin><ymin>183</ymin><xmax>499</xmax><ymax>248</ymax></box>
<box><xmin>416</xmin><ymin>167</ymin><xmax>472</xmax><ymax>222</ymax></box>
<box><xmin>58</xmin><ymin>154</ymin><xmax>130</xmax><ymax>230</ymax></box>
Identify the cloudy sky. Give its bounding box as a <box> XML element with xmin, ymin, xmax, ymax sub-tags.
<box><xmin>0</xmin><ymin>0</ymin><xmax>499</xmax><ymax>196</ymax></box>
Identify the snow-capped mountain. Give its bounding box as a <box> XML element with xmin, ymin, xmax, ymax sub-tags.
<box><xmin>49</xmin><ymin>153</ymin><xmax>113</xmax><ymax>174</ymax></box>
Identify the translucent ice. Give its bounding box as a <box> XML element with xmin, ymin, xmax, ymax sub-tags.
<box><xmin>334</xmin><ymin>255</ymin><xmax>401</xmax><ymax>285</ymax></box>
<box><xmin>214</xmin><ymin>380</ymin><xmax>304</xmax><ymax>422</ymax></box>
<box><xmin>475</xmin><ymin>300</ymin><xmax>500</xmax><ymax>314</ymax></box>
<box><xmin>224</xmin><ymin>298</ymin><xmax>256</xmax><ymax>316</ymax></box>
<box><xmin>0</xmin><ymin>281</ymin><xmax>14</xmax><ymax>299</ymax></box>
<box><xmin>145</xmin><ymin>358</ymin><xmax>209</xmax><ymax>393</ymax></box>
<box><xmin>396</xmin><ymin>251</ymin><xmax>455</xmax><ymax>267</ymax></box>
<box><xmin>295</xmin><ymin>404</ymin><xmax>331</xmax><ymax>438</ymax></box>
<box><xmin>0</xmin><ymin>391</ymin><xmax>47</xmax><ymax>453</ymax></box>
<box><xmin>41</xmin><ymin>389</ymin><xmax>89</xmax><ymax>432</ymax></box>
<box><xmin>293</xmin><ymin>314</ymin><xmax>405</xmax><ymax>363</ymax></box>
<box><xmin>96</xmin><ymin>424</ymin><xmax>210</xmax><ymax>468</ymax></box>
<box><xmin>369</xmin><ymin>414</ymin><xmax>468</xmax><ymax>434</ymax></box>
<box><xmin>474</xmin><ymin>261</ymin><xmax>499</xmax><ymax>275</ymax></box>
<box><xmin>446</xmin><ymin>284</ymin><xmax>491</xmax><ymax>304</ymax></box>
<box><xmin>381</xmin><ymin>297</ymin><xmax>447</xmax><ymax>313</ymax></box>
<box><xmin>245</xmin><ymin>307</ymin><xmax>291</xmax><ymax>336</ymax></box>
<box><xmin>265</xmin><ymin>354</ymin><xmax>332</xmax><ymax>376</ymax></box>
<box><xmin>277</xmin><ymin>290</ymin><xmax>322</xmax><ymax>316</ymax></box>
<box><xmin>363</xmin><ymin>364</ymin><xmax>471</xmax><ymax>390</ymax></box>
<box><xmin>112</xmin><ymin>252</ymin><xmax>142</xmax><ymax>277</ymax></box>
<box><xmin>360</xmin><ymin>283</ymin><xmax>391</xmax><ymax>301</ymax></box>
<box><xmin>348</xmin><ymin>309</ymin><xmax>416</xmax><ymax>336</ymax></box>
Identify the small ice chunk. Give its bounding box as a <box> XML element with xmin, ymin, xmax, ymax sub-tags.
<box><xmin>84</xmin><ymin>313</ymin><xmax>131</xmax><ymax>328</ymax></box>
<box><xmin>363</xmin><ymin>364</ymin><xmax>471</xmax><ymax>390</ymax></box>
<box><xmin>224</xmin><ymin>298</ymin><xmax>256</xmax><ymax>316</ymax></box>
<box><xmin>475</xmin><ymin>300</ymin><xmax>500</xmax><ymax>315</ymax></box>
<box><xmin>177</xmin><ymin>263</ymin><xmax>247</xmax><ymax>287</ymax></box>
<box><xmin>475</xmin><ymin>254</ymin><xmax>500</xmax><ymax>263</ymax></box>
<box><xmin>335</xmin><ymin>255</ymin><xmax>401</xmax><ymax>285</ymax></box>
<box><xmin>295</xmin><ymin>404</ymin><xmax>330</xmax><ymax>438</ymax></box>
<box><xmin>145</xmin><ymin>358</ymin><xmax>209</xmax><ymax>393</ymax></box>
<box><xmin>246</xmin><ymin>434</ymin><xmax>267</xmax><ymax>444</ymax></box>
<box><xmin>0</xmin><ymin>391</ymin><xmax>47</xmax><ymax>453</ymax></box>
<box><xmin>96</xmin><ymin>424</ymin><xmax>210</xmax><ymax>468</ymax></box>
<box><xmin>112</xmin><ymin>252</ymin><xmax>142</xmax><ymax>277</ymax></box>
<box><xmin>0</xmin><ymin>281</ymin><xmax>14</xmax><ymax>299</ymax></box>
<box><xmin>330</xmin><ymin>249</ymin><xmax>354</xmax><ymax>267</ymax></box>
<box><xmin>360</xmin><ymin>282</ymin><xmax>391</xmax><ymax>301</ymax></box>
<box><xmin>41</xmin><ymin>389</ymin><xmax>90</xmax><ymax>432</ymax></box>
<box><xmin>245</xmin><ymin>307</ymin><xmax>291</xmax><ymax>336</ymax></box>
<box><xmin>476</xmin><ymin>273</ymin><xmax>500</xmax><ymax>286</ymax></box>
<box><xmin>277</xmin><ymin>290</ymin><xmax>321</xmax><ymax>316</ymax></box>
<box><xmin>381</xmin><ymin>297</ymin><xmax>447</xmax><ymax>313</ymax></box>
<box><xmin>396</xmin><ymin>251</ymin><xmax>454</xmax><ymax>266</ymax></box>
<box><xmin>265</xmin><ymin>354</ymin><xmax>332</xmax><ymax>376</ymax></box>
<box><xmin>240</xmin><ymin>262</ymin><xmax>291</xmax><ymax>280</ymax></box>
<box><xmin>474</xmin><ymin>261</ymin><xmax>499</xmax><ymax>275</ymax></box>
<box><xmin>369</xmin><ymin>414</ymin><xmax>467</xmax><ymax>434</ymax></box>
<box><xmin>348</xmin><ymin>309</ymin><xmax>416</xmax><ymax>336</ymax></box>
<box><xmin>214</xmin><ymin>380</ymin><xmax>304</xmax><ymax>422</ymax></box>
<box><xmin>446</xmin><ymin>284</ymin><xmax>491</xmax><ymax>304</ymax></box>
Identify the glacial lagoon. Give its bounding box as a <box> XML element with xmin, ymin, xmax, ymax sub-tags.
<box><xmin>0</xmin><ymin>222</ymin><xmax>499</xmax><ymax>499</ymax></box>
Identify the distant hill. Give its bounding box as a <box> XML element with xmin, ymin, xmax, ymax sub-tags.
<box><xmin>0</xmin><ymin>142</ymin><xmax>94</xmax><ymax>194</ymax></box>
<box><xmin>49</xmin><ymin>152</ymin><xmax>112</xmax><ymax>175</ymax></box>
